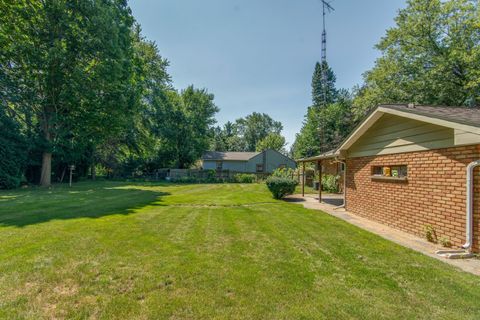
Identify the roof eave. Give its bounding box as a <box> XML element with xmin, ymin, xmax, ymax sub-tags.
<box><xmin>336</xmin><ymin>105</ymin><xmax>480</xmax><ymax>154</ymax></box>
<box><xmin>379</xmin><ymin>106</ymin><xmax>480</xmax><ymax>135</ymax></box>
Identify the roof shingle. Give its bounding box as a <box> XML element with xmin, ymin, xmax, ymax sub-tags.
<box><xmin>381</xmin><ymin>104</ymin><xmax>480</xmax><ymax>128</ymax></box>
<box><xmin>201</xmin><ymin>151</ymin><xmax>260</xmax><ymax>161</ymax></box>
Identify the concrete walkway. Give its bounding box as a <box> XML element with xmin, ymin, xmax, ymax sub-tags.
<box><xmin>285</xmin><ymin>193</ymin><xmax>480</xmax><ymax>276</ymax></box>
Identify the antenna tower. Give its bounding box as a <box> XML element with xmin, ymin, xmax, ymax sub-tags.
<box><xmin>320</xmin><ymin>0</ymin><xmax>334</xmax><ymax>105</ymax></box>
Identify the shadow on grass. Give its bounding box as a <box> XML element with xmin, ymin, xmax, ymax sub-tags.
<box><xmin>0</xmin><ymin>182</ymin><xmax>170</xmax><ymax>228</ymax></box>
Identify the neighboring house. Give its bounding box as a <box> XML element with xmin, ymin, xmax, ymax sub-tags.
<box><xmin>298</xmin><ymin>104</ymin><xmax>480</xmax><ymax>252</ymax></box>
<box><xmin>201</xmin><ymin>149</ymin><xmax>296</xmax><ymax>173</ymax></box>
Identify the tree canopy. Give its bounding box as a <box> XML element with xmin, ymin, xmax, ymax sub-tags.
<box><xmin>256</xmin><ymin>133</ymin><xmax>287</xmax><ymax>153</ymax></box>
<box><xmin>210</xmin><ymin>113</ymin><xmax>287</xmax><ymax>154</ymax></box>
<box><xmin>292</xmin><ymin>62</ymin><xmax>355</xmax><ymax>159</ymax></box>
<box><xmin>354</xmin><ymin>0</ymin><xmax>480</xmax><ymax>116</ymax></box>
<box><xmin>0</xmin><ymin>0</ymin><xmax>220</xmax><ymax>187</ymax></box>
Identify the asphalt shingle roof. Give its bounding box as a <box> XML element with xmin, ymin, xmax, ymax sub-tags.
<box><xmin>381</xmin><ymin>104</ymin><xmax>480</xmax><ymax>128</ymax></box>
<box><xmin>201</xmin><ymin>151</ymin><xmax>260</xmax><ymax>161</ymax></box>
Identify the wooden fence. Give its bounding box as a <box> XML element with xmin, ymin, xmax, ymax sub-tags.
<box><xmin>166</xmin><ymin>169</ymin><xmax>270</xmax><ymax>180</ymax></box>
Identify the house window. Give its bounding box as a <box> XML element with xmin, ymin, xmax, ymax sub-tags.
<box><xmin>256</xmin><ymin>164</ymin><xmax>264</xmax><ymax>172</ymax></box>
<box><xmin>216</xmin><ymin>161</ymin><xmax>223</xmax><ymax>170</ymax></box>
<box><xmin>372</xmin><ymin>165</ymin><xmax>407</xmax><ymax>180</ymax></box>
<box><xmin>340</xmin><ymin>163</ymin><xmax>345</xmax><ymax>172</ymax></box>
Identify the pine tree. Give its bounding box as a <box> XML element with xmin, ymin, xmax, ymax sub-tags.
<box><xmin>293</xmin><ymin>62</ymin><xmax>355</xmax><ymax>158</ymax></box>
<box><xmin>311</xmin><ymin>61</ymin><xmax>338</xmax><ymax>108</ymax></box>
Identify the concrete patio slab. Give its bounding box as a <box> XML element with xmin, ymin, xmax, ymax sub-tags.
<box><xmin>285</xmin><ymin>193</ymin><xmax>480</xmax><ymax>276</ymax></box>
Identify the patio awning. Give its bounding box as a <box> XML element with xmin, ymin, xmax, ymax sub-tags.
<box><xmin>296</xmin><ymin>149</ymin><xmax>338</xmax><ymax>163</ymax></box>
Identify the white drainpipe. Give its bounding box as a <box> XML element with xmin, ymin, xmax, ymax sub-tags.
<box><xmin>462</xmin><ymin>160</ymin><xmax>480</xmax><ymax>251</ymax></box>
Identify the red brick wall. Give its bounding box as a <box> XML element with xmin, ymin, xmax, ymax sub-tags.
<box><xmin>345</xmin><ymin>145</ymin><xmax>480</xmax><ymax>252</ymax></box>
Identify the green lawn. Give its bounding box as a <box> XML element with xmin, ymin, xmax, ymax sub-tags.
<box><xmin>0</xmin><ymin>181</ymin><xmax>479</xmax><ymax>319</ymax></box>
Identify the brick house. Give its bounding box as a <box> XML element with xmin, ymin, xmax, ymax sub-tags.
<box><xmin>298</xmin><ymin>105</ymin><xmax>480</xmax><ymax>252</ymax></box>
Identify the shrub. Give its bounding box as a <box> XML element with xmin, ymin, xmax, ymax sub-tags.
<box><xmin>234</xmin><ymin>173</ymin><xmax>256</xmax><ymax>183</ymax></box>
<box><xmin>266</xmin><ymin>176</ymin><xmax>298</xmax><ymax>199</ymax></box>
<box><xmin>321</xmin><ymin>174</ymin><xmax>339</xmax><ymax>193</ymax></box>
<box><xmin>271</xmin><ymin>167</ymin><xmax>294</xmax><ymax>179</ymax></box>
<box><xmin>424</xmin><ymin>224</ymin><xmax>438</xmax><ymax>243</ymax></box>
<box><xmin>439</xmin><ymin>236</ymin><xmax>452</xmax><ymax>248</ymax></box>
<box><xmin>204</xmin><ymin>169</ymin><xmax>216</xmax><ymax>180</ymax></box>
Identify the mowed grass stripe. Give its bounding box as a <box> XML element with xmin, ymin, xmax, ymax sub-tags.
<box><xmin>0</xmin><ymin>181</ymin><xmax>479</xmax><ymax>319</ymax></box>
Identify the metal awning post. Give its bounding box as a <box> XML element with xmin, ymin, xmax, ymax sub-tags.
<box><xmin>318</xmin><ymin>160</ymin><xmax>322</xmax><ymax>203</ymax></box>
<box><xmin>302</xmin><ymin>162</ymin><xmax>305</xmax><ymax>197</ymax></box>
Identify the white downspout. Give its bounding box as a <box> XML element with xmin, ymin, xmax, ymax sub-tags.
<box><xmin>462</xmin><ymin>160</ymin><xmax>480</xmax><ymax>251</ymax></box>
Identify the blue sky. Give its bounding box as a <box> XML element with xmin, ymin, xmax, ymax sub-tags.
<box><xmin>130</xmin><ymin>0</ymin><xmax>406</xmax><ymax>146</ymax></box>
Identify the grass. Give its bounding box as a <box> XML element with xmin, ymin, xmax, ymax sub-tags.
<box><xmin>295</xmin><ymin>184</ymin><xmax>322</xmax><ymax>195</ymax></box>
<box><xmin>0</xmin><ymin>181</ymin><xmax>479</xmax><ymax>319</ymax></box>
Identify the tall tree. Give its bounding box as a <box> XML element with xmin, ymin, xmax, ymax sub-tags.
<box><xmin>256</xmin><ymin>133</ymin><xmax>287</xmax><ymax>153</ymax></box>
<box><xmin>293</xmin><ymin>61</ymin><xmax>343</xmax><ymax>158</ymax></box>
<box><xmin>93</xmin><ymin>26</ymin><xmax>171</xmax><ymax>177</ymax></box>
<box><xmin>354</xmin><ymin>0</ymin><xmax>480</xmax><ymax>116</ymax></box>
<box><xmin>0</xmin><ymin>0</ymin><xmax>136</xmax><ymax>186</ymax></box>
<box><xmin>312</xmin><ymin>61</ymin><xmax>338</xmax><ymax>108</ymax></box>
<box><xmin>234</xmin><ymin>112</ymin><xmax>283</xmax><ymax>152</ymax></box>
<box><xmin>156</xmin><ymin>86</ymin><xmax>218</xmax><ymax>169</ymax></box>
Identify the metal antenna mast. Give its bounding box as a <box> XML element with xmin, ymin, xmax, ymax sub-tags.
<box><xmin>317</xmin><ymin>0</ymin><xmax>334</xmax><ymax>153</ymax></box>
<box><xmin>320</xmin><ymin>0</ymin><xmax>334</xmax><ymax>105</ymax></box>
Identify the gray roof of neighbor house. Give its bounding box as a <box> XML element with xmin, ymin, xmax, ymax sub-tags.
<box><xmin>201</xmin><ymin>151</ymin><xmax>260</xmax><ymax>161</ymax></box>
<box><xmin>382</xmin><ymin>104</ymin><xmax>480</xmax><ymax>128</ymax></box>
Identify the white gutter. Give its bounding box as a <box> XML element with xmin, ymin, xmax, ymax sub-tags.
<box><xmin>462</xmin><ymin>160</ymin><xmax>480</xmax><ymax>251</ymax></box>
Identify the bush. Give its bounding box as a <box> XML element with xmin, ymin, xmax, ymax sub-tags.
<box><xmin>271</xmin><ymin>167</ymin><xmax>295</xmax><ymax>179</ymax></box>
<box><xmin>265</xmin><ymin>176</ymin><xmax>298</xmax><ymax>199</ymax></box>
<box><xmin>234</xmin><ymin>173</ymin><xmax>256</xmax><ymax>183</ymax></box>
<box><xmin>321</xmin><ymin>174</ymin><xmax>340</xmax><ymax>193</ymax></box>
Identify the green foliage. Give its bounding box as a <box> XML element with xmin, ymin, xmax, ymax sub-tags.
<box><xmin>292</xmin><ymin>91</ymin><xmax>355</xmax><ymax>159</ymax></box>
<box><xmin>439</xmin><ymin>236</ymin><xmax>452</xmax><ymax>248</ymax></box>
<box><xmin>256</xmin><ymin>133</ymin><xmax>286</xmax><ymax>153</ymax></box>
<box><xmin>265</xmin><ymin>177</ymin><xmax>298</xmax><ymax>199</ymax></box>
<box><xmin>312</xmin><ymin>61</ymin><xmax>338</xmax><ymax>108</ymax></box>
<box><xmin>0</xmin><ymin>0</ymin><xmax>138</xmax><ymax>186</ymax></box>
<box><xmin>0</xmin><ymin>109</ymin><xmax>27</xmax><ymax>189</ymax></box>
<box><xmin>424</xmin><ymin>224</ymin><xmax>438</xmax><ymax>243</ymax></box>
<box><xmin>234</xmin><ymin>173</ymin><xmax>256</xmax><ymax>183</ymax></box>
<box><xmin>321</xmin><ymin>174</ymin><xmax>339</xmax><ymax>193</ymax></box>
<box><xmin>354</xmin><ymin>0</ymin><xmax>480</xmax><ymax>116</ymax></box>
<box><xmin>0</xmin><ymin>2</ymin><xmax>221</xmax><ymax>185</ymax></box>
<box><xmin>210</xmin><ymin>113</ymin><xmax>286</xmax><ymax>153</ymax></box>
<box><xmin>210</xmin><ymin>121</ymin><xmax>246</xmax><ymax>152</ymax></box>
<box><xmin>292</xmin><ymin>60</ymin><xmax>357</xmax><ymax>159</ymax></box>
<box><xmin>156</xmin><ymin>87</ymin><xmax>219</xmax><ymax>169</ymax></box>
<box><xmin>236</xmin><ymin>112</ymin><xmax>283</xmax><ymax>152</ymax></box>
<box><xmin>271</xmin><ymin>167</ymin><xmax>295</xmax><ymax>179</ymax></box>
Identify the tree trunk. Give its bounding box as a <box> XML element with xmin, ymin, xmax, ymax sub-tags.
<box><xmin>91</xmin><ymin>165</ymin><xmax>96</xmax><ymax>180</ymax></box>
<box><xmin>39</xmin><ymin>152</ymin><xmax>52</xmax><ymax>186</ymax></box>
<box><xmin>40</xmin><ymin>114</ymin><xmax>53</xmax><ymax>187</ymax></box>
